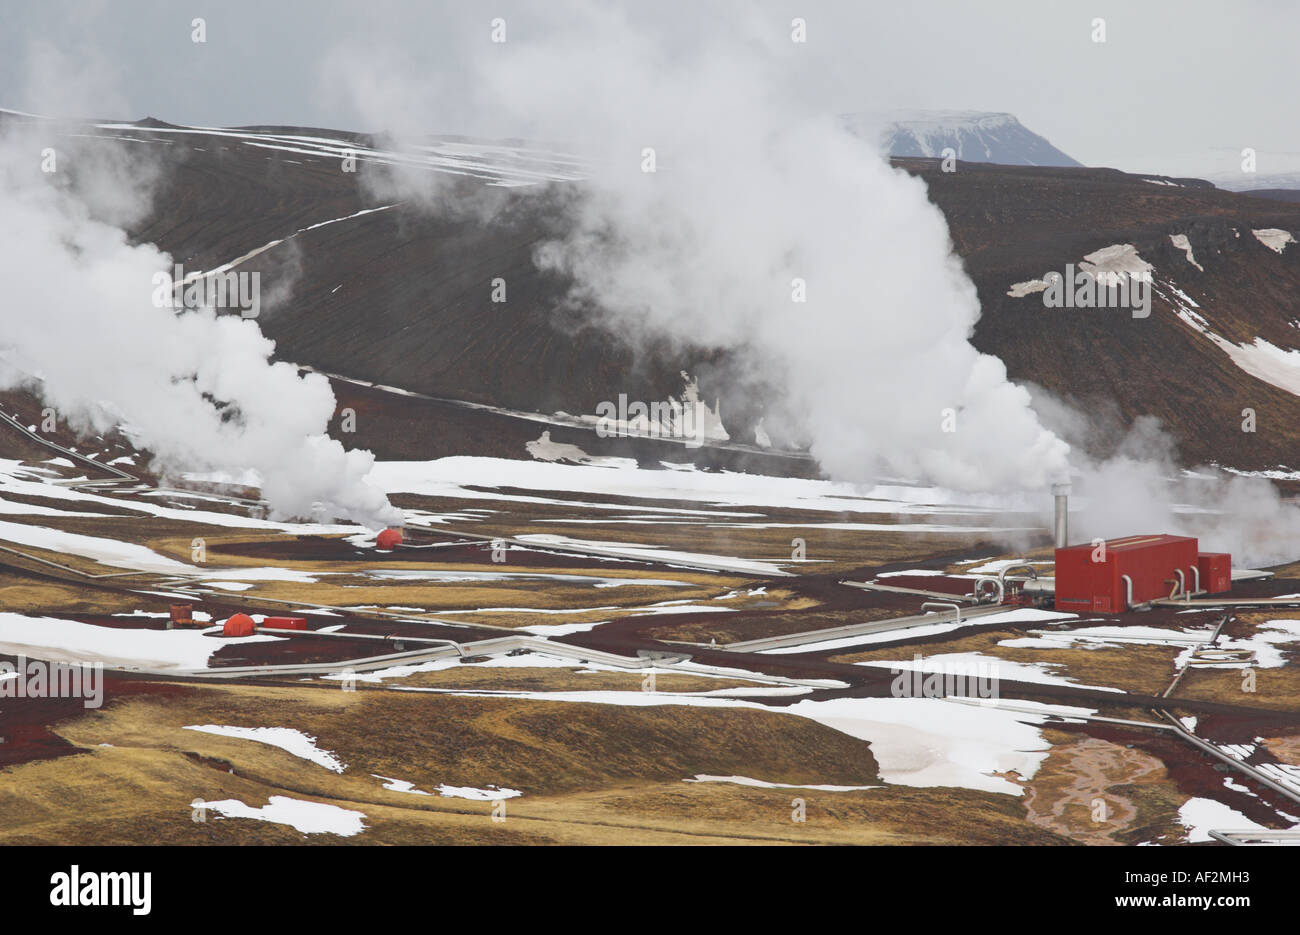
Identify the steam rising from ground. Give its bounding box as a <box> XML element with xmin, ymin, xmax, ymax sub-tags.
<box><xmin>1037</xmin><ymin>403</ymin><xmax>1300</xmax><ymax>568</ymax></box>
<box><xmin>330</xmin><ymin>7</ymin><xmax>1070</xmax><ymax>492</ymax></box>
<box><xmin>10</xmin><ymin>12</ymin><xmax>1285</xmax><ymax>556</ymax></box>
<box><xmin>0</xmin><ymin>123</ymin><xmax>400</xmax><ymax>527</ymax></box>
<box><xmin>324</xmin><ymin>6</ymin><xmax>1300</xmax><ymax>565</ymax></box>
<box><xmin>1073</xmin><ymin>459</ymin><xmax>1300</xmax><ymax>568</ymax></box>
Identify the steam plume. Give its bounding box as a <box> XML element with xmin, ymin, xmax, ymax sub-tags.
<box><xmin>322</xmin><ymin>5</ymin><xmax>1300</xmax><ymax>565</ymax></box>
<box><xmin>326</xmin><ymin>4</ymin><xmax>1071</xmax><ymax>492</ymax></box>
<box><xmin>0</xmin><ymin>120</ymin><xmax>400</xmax><ymax>527</ymax></box>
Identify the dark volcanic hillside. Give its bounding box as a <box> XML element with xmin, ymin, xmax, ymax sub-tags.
<box><xmin>74</xmin><ymin>119</ymin><xmax>705</xmax><ymax>425</ymax></box>
<box><xmin>8</xmin><ymin>112</ymin><xmax>1300</xmax><ymax>474</ymax></box>
<box><xmin>904</xmin><ymin>158</ymin><xmax>1300</xmax><ymax>469</ymax></box>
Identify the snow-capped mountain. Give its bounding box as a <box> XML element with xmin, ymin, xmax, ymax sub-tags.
<box><xmin>846</xmin><ymin>110</ymin><xmax>1082</xmax><ymax>168</ymax></box>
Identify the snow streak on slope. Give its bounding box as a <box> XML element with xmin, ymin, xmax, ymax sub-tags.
<box><xmin>1162</xmin><ymin>282</ymin><xmax>1300</xmax><ymax>397</ymax></box>
<box><xmin>184</xmin><ymin>725</ymin><xmax>347</xmax><ymax>772</ymax></box>
<box><xmin>94</xmin><ymin>122</ymin><xmax>590</xmax><ymax>188</ymax></box>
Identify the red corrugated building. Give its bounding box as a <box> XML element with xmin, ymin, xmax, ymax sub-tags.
<box><xmin>1197</xmin><ymin>552</ymin><xmax>1232</xmax><ymax>595</ymax></box>
<box><xmin>1054</xmin><ymin>534</ymin><xmax>1228</xmax><ymax>612</ymax></box>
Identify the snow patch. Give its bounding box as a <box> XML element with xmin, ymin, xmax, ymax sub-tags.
<box><xmin>1169</xmin><ymin>233</ymin><xmax>1203</xmax><ymax>271</ymax></box>
<box><xmin>198</xmin><ymin>795</ymin><xmax>365</xmax><ymax>836</ymax></box>
<box><xmin>1253</xmin><ymin>228</ymin><xmax>1295</xmax><ymax>254</ymax></box>
<box><xmin>1178</xmin><ymin>797</ymin><xmax>1268</xmax><ymax>843</ymax></box>
<box><xmin>184</xmin><ymin>725</ymin><xmax>347</xmax><ymax>772</ymax></box>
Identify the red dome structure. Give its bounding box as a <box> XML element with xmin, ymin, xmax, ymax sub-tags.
<box><xmin>222</xmin><ymin>613</ymin><xmax>256</xmax><ymax>637</ymax></box>
<box><xmin>376</xmin><ymin>528</ymin><xmax>404</xmax><ymax>551</ymax></box>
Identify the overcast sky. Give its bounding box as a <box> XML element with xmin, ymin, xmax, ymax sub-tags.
<box><xmin>1</xmin><ymin>0</ymin><xmax>1294</xmax><ymax>174</ymax></box>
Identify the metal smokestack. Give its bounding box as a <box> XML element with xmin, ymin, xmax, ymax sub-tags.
<box><xmin>1052</xmin><ymin>483</ymin><xmax>1070</xmax><ymax>548</ymax></box>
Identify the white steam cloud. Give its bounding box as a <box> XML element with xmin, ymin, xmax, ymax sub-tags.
<box><xmin>0</xmin><ymin>122</ymin><xmax>400</xmax><ymax>528</ymax></box>
<box><xmin>328</xmin><ymin>5</ymin><xmax>1070</xmax><ymax>492</ymax></box>
<box><xmin>322</xmin><ymin>5</ymin><xmax>1298</xmax><ymax>566</ymax></box>
<box><xmin>1037</xmin><ymin>404</ymin><xmax>1300</xmax><ymax>568</ymax></box>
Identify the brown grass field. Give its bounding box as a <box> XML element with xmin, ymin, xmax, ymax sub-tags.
<box><xmin>3</xmin><ymin>442</ymin><xmax>1299</xmax><ymax>845</ymax></box>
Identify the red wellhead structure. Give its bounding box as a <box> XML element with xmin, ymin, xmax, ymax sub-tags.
<box><xmin>1054</xmin><ymin>534</ymin><xmax>1231</xmax><ymax>612</ymax></box>
<box><xmin>221</xmin><ymin>613</ymin><xmax>256</xmax><ymax>637</ymax></box>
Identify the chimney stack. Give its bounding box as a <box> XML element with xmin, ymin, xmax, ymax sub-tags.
<box><xmin>1052</xmin><ymin>483</ymin><xmax>1070</xmax><ymax>548</ymax></box>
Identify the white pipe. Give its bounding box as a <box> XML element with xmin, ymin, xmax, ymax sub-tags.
<box><xmin>1171</xmin><ymin>569</ymin><xmax>1185</xmax><ymax>600</ymax></box>
<box><xmin>998</xmin><ymin>562</ymin><xmax>1037</xmax><ymax>588</ymax></box>
<box><xmin>1121</xmin><ymin>574</ymin><xmax>1134</xmax><ymax>610</ymax></box>
<box><xmin>973</xmin><ymin>577</ymin><xmax>1003</xmax><ymax>603</ymax></box>
<box><xmin>255</xmin><ymin>627</ymin><xmax>466</xmax><ymax>654</ymax></box>
<box><xmin>1051</xmin><ymin>483</ymin><xmax>1070</xmax><ymax>548</ymax></box>
<box><xmin>1152</xmin><ymin>596</ymin><xmax>1300</xmax><ymax>608</ymax></box>
<box><xmin>998</xmin><ymin>562</ymin><xmax>1037</xmax><ymax>601</ymax></box>
<box><xmin>922</xmin><ymin>601</ymin><xmax>961</xmax><ymax>623</ymax></box>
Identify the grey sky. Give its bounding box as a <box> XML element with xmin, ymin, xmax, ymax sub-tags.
<box><xmin>0</xmin><ymin>0</ymin><xmax>1294</xmax><ymax>173</ymax></box>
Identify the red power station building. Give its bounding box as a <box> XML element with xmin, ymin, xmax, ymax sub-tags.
<box><xmin>1054</xmin><ymin>534</ymin><xmax>1231</xmax><ymax>612</ymax></box>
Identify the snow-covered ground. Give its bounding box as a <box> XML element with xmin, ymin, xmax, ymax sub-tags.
<box><xmin>183</xmin><ymin>725</ymin><xmax>347</xmax><ymax>772</ymax></box>
<box><xmin>512</xmin><ymin>533</ymin><xmax>789</xmax><ymax>577</ymax></box>
<box><xmin>372</xmin><ymin>774</ymin><xmax>521</xmax><ymax>799</ymax></box>
<box><xmin>196</xmin><ymin>795</ymin><xmax>365</xmax><ymax>836</ymax></box>
<box><xmin>367</xmin><ymin>456</ymin><xmax>1036</xmax><ymax>516</ymax></box>
<box><xmin>1160</xmin><ymin>280</ymin><xmax>1300</xmax><ymax>398</ymax></box>
<box><xmin>1007</xmin><ymin>243</ymin><xmax>1153</xmax><ymax>297</ymax></box>
<box><xmin>1170</xmin><ymin>233</ymin><xmax>1203</xmax><ymax>270</ymax></box>
<box><xmin>1001</xmin><ymin>623</ymin><xmax>1215</xmax><ymax>651</ymax></box>
<box><xmin>763</xmin><ymin>607</ymin><xmax>1077</xmax><ymax>655</ymax></box>
<box><xmin>1080</xmin><ymin>243</ymin><xmax>1154</xmax><ymax>282</ymax></box>
<box><xmin>1001</xmin><ymin>619</ymin><xmax>1300</xmax><ymax>669</ymax></box>
<box><xmin>377</xmin><ymin>681</ymin><xmax>1089</xmax><ymax>798</ymax></box>
<box><xmin>0</xmin><ymin>459</ymin><xmax>359</xmax><ymax>536</ymax></box>
<box><xmin>92</xmin><ymin>122</ymin><xmax>590</xmax><ymax>188</ymax></box>
<box><xmin>853</xmin><ymin>651</ymin><xmax>1124</xmax><ymax>693</ymax></box>
<box><xmin>0</xmin><ymin>517</ymin><xmax>191</xmax><ymax>574</ymax></box>
<box><xmin>432</xmin><ymin>783</ymin><xmax>522</xmax><ymax>801</ymax></box>
<box><xmin>1007</xmin><ymin>248</ymin><xmax>1300</xmax><ymax>403</ymax></box>
<box><xmin>1177</xmin><ymin>797</ymin><xmax>1270</xmax><ymax>844</ymax></box>
<box><xmin>784</xmin><ymin>696</ymin><xmax>1085</xmax><ymax>796</ymax></box>
<box><xmin>1253</xmin><ymin>228</ymin><xmax>1296</xmax><ymax>254</ymax></box>
<box><xmin>0</xmin><ymin>613</ymin><xmax>281</xmax><ymax>669</ymax></box>
<box><xmin>181</xmin><ymin>205</ymin><xmax>398</xmax><ymax>282</ymax></box>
